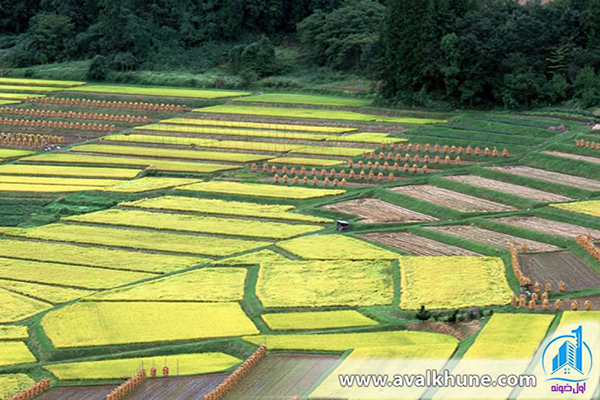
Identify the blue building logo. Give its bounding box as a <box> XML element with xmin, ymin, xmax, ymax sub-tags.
<box><xmin>542</xmin><ymin>325</ymin><xmax>593</xmax><ymax>383</ymax></box>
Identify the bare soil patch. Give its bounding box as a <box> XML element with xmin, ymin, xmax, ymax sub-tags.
<box><xmin>361</xmin><ymin>232</ymin><xmax>481</xmax><ymax>256</ymax></box>
<box><xmin>391</xmin><ymin>185</ymin><xmax>515</xmax><ymax>213</ymax></box>
<box><xmin>408</xmin><ymin>320</ymin><xmax>481</xmax><ymax>341</ymax></box>
<box><xmin>519</xmin><ymin>251</ymin><xmax>600</xmax><ymax>290</ymax></box>
<box><xmin>543</xmin><ymin>151</ymin><xmax>600</xmax><ymax>165</ymax></box>
<box><xmin>487</xmin><ymin>166</ymin><xmax>600</xmax><ymax>191</ymax></box>
<box><xmin>36</xmin><ymin>384</ymin><xmax>117</xmax><ymax>400</ymax></box>
<box><xmin>128</xmin><ymin>373</ymin><xmax>227</xmax><ymax>400</ymax></box>
<box><xmin>323</xmin><ymin>198</ymin><xmax>438</xmax><ymax>224</ymax></box>
<box><xmin>428</xmin><ymin>225</ymin><xmax>561</xmax><ymax>252</ymax></box>
<box><xmin>492</xmin><ymin>216</ymin><xmax>600</xmax><ymax>240</ymax></box>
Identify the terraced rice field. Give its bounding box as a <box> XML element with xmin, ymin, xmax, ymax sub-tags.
<box><xmin>21</xmin><ymin>153</ymin><xmax>240</xmax><ymax>174</ymax></box>
<box><xmin>127</xmin><ymin>374</ymin><xmax>227</xmax><ymax>400</ymax></box>
<box><xmin>0</xmin><ymin>238</ymin><xmax>204</xmax><ymax>273</ymax></box>
<box><xmin>0</xmin><ymin>287</ymin><xmax>51</xmax><ymax>323</ymax></box>
<box><xmin>42</xmin><ymin>302</ymin><xmax>259</xmax><ymax>348</ymax></box>
<box><xmin>0</xmin><ymin>164</ymin><xmax>142</xmax><ymax>179</ymax></box>
<box><xmin>390</xmin><ymin>185</ymin><xmax>515</xmax><ymax>213</ymax></box>
<box><xmin>399</xmin><ymin>256</ymin><xmax>512</xmax><ymax>310</ymax></box>
<box><xmin>0</xmin><ymin>183</ymin><xmax>105</xmax><ymax>193</ymax></box>
<box><xmin>428</xmin><ymin>225</ymin><xmax>561</xmax><ymax>252</ymax></box>
<box><xmin>8</xmin><ymin>224</ymin><xmax>270</xmax><ymax>257</ymax></box>
<box><xmin>101</xmin><ymin>177</ymin><xmax>200</xmax><ymax>193</ymax></box>
<box><xmin>325</xmin><ymin>132</ymin><xmax>407</xmax><ymax>143</ymax></box>
<box><xmin>71</xmin><ymin>144</ymin><xmax>270</xmax><ymax>163</ymax></box>
<box><xmin>69</xmin><ymin>84</ymin><xmax>250</xmax><ymax>99</ymax></box>
<box><xmin>0</xmin><ymin>175</ymin><xmax>120</xmax><ymax>187</ymax></box>
<box><xmin>492</xmin><ymin>216</ymin><xmax>600</xmax><ymax>240</ymax></box>
<box><xmin>0</xmin><ymin>93</ymin><xmax>45</xmax><ymax>100</ymax></box>
<box><xmin>550</xmin><ymin>200</ymin><xmax>600</xmax><ymax>218</ymax></box>
<box><xmin>0</xmin><ymin>326</ymin><xmax>28</xmax><ymax>340</ymax></box>
<box><xmin>0</xmin><ymin>85</ymin><xmax>64</xmax><ymax>93</ymax></box>
<box><xmin>0</xmin><ymin>280</ymin><xmax>93</xmax><ymax>304</ymax></box>
<box><xmin>0</xmin><ymin>100</ymin><xmax>20</xmax><ymax>105</ymax></box>
<box><xmin>267</xmin><ymin>157</ymin><xmax>343</xmax><ymax>166</ymax></box>
<box><xmin>543</xmin><ymin>150</ymin><xmax>600</xmax><ymax>164</ymax></box>
<box><xmin>136</xmin><ymin>124</ymin><xmax>330</xmax><ymax>141</ymax></box>
<box><xmin>213</xmin><ymin>249</ymin><xmax>291</xmax><ymax>266</ymax></box>
<box><xmin>277</xmin><ymin>234</ymin><xmax>399</xmax><ymax>260</ymax></box>
<box><xmin>290</xmin><ymin>146</ymin><xmax>370</xmax><ymax>157</ymax></box>
<box><xmin>323</xmin><ymin>198</ymin><xmax>438</xmax><ymax>223</ymax></box>
<box><xmin>257</xmin><ymin>260</ymin><xmax>394</xmax><ymax>307</ymax></box>
<box><xmin>221</xmin><ymin>354</ymin><xmax>340</xmax><ymax>400</ymax></box>
<box><xmin>519</xmin><ymin>251</ymin><xmax>600</xmax><ymax>290</ymax></box>
<box><xmin>361</xmin><ymin>232</ymin><xmax>481</xmax><ymax>256</ymax></box>
<box><xmin>0</xmin><ymin>342</ymin><xmax>36</xmax><ymax>367</ymax></box>
<box><xmin>0</xmin><ymin>77</ymin><xmax>85</xmax><ymax>87</ymax></box>
<box><xmin>160</xmin><ymin>117</ymin><xmax>355</xmax><ymax>133</ymax></box>
<box><xmin>444</xmin><ymin>175</ymin><xmax>572</xmax><ymax>202</ymax></box>
<box><xmin>232</xmin><ymin>93</ymin><xmax>372</xmax><ymax>107</ymax></box>
<box><xmin>175</xmin><ymin>181</ymin><xmax>345</xmax><ymax>199</ymax></box>
<box><xmin>261</xmin><ymin>310</ymin><xmax>377</xmax><ymax>331</ymax></box>
<box><xmin>89</xmin><ymin>267</ymin><xmax>246</xmax><ymax>302</ymax></box>
<box><xmin>65</xmin><ymin>209</ymin><xmax>323</xmax><ymax>239</ymax></box>
<box><xmin>0</xmin><ymin>374</ymin><xmax>36</xmax><ymax>399</ymax></box>
<box><xmin>0</xmin><ymin>149</ymin><xmax>36</xmax><ymax>159</ymax></box>
<box><xmin>122</xmin><ymin>196</ymin><xmax>331</xmax><ymax>223</ymax></box>
<box><xmin>487</xmin><ymin>165</ymin><xmax>600</xmax><ymax>191</ymax></box>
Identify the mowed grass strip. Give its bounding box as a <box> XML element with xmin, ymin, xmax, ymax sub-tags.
<box><xmin>550</xmin><ymin>200</ymin><xmax>600</xmax><ymax>218</ymax></box>
<box><xmin>461</xmin><ymin>314</ymin><xmax>555</xmax><ymax>359</ymax></box>
<box><xmin>0</xmin><ymin>164</ymin><xmax>141</xmax><ymax>179</ymax></box>
<box><xmin>0</xmin><ymin>288</ymin><xmax>51</xmax><ymax>323</ymax></box>
<box><xmin>257</xmin><ymin>260</ymin><xmax>394</xmax><ymax>307</ymax></box>
<box><xmin>160</xmin><ymin>117</ymin><xmax>355</xmax><ymax>133</ymax></box>
<box><xmin>0</xmin><ymin>375</ymin><xmax>35</xmax><ymax>399</ymax></box>
<box><xmin>69</xmin><ymin>84</ymin><xmax>250</xmax><ymax>99</ymax></box>
<box><xmin>71</xmin><ymin>144</ymin><xmax>270</xmax><ymax>163</ymax></box>
<box><xmin>277</xmin><ymin>234</ymin><xmax>399</xmax><ymax>260</ymax></box>
<box><xmin>0</xmin><ymin>279</ymin><xmax>94</xmax><ymax>304</ymax></box>
<box><xmin>44</xmin><ymin>352</ymin><xmax>241</xmax><ymax>381</ymax></box>
<box><xmin>0</xmin><ymin>257</ymin><xmax>153</xmax><ymax>290</ymax></box>
<box><xmin>42</xmin><ymin>302</ymin><xmax>259</xmax><ymax>347</ymax></box>
<box><xmin>0</xmin><ymin>175</ymin><xmax>120</xmax><ymax>187</ymax></box>
<box><xmin>89</xmin><ymin>268</ymin><xmax>247</xmax><ymax>302</ymax></box>
<box><xmin>232</xmin><ymin>93</ymin><xmax>372</xmax><ymax>107</ymax></box>
<box><xmin>8</xmin><ymin>223</ymin><xmax>271</xmax><ymax>257</ymax></box>
<box><xmin>0</xmin><ymin>239</ymin><xmax>205</xmax><ymax>274</ymax></box>
<box><xmin>0</xmin><ymin>183</ymin><xmax>104</xmax><ymax>193</ymax></box>
<box><xmin>101</xmin><ymin>177</ymin><xmax>201</xmax><ymax>193</ymax></box>
<box><xmin>21</xmin><ymin>153</ymin><xmax>240</xmax><ymax>174</ymax></box>
<box><xmin>0</xmin><ymin>77</ymin><xmax>85</xmax><ymax>87</ymax></box>
<box><xmin>175</xmin><ymin>181</ymin><xmax>345</xmax><ymax>199</ymax></box>
<box><xmin>244</xmin><ymin>331</ymin><xmax>457</xmax><ymax>351</ymax></box>
<box><xmin>0</xmin><ymin>342</ymin><xmax>36</xmax><ymax>368</ymax></box>
<box><xmin>135</xmin><ymin>124</ymin><xmax>330</xmax><ymax>141</ymax></box>
<box><xmin>195</xmin><ymin>105</ymin><xmax>447</xmax><ymax>124</ymax></box>
<box><xmin>65</xmin><ymin>209</ymin><xmax>323</xmax><ymax>239</ymax></box>
<box><xmin>0</xmin><ymin>326</ymin><xmax>28</xmax><ymax>340</ymax></box>
<box><xmin>399</xmin><ymin>256</ymin><xmax>512</xmax><ymax>310</ymax></box>
<box><xmin>262</xmin><ymin>310</ymin><xmax>378</xmax><ymax>331</ymax></box>
<box><xmin>267</xmin><ymin>157</ymin><xmax>344</xmax><ymax>167</ymax></box>
<box><xmin>122</xmin><ymin>196</ymin><xmax>331</xmax><ymax>223</ymax></box>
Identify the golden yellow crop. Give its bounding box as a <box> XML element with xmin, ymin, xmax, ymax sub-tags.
<box><xmin>257</xmin><ymin>260</ymin><xmax>394</xmax><ymax>307</ymax></box>
<box><xmin>122</xmin><ymin>196</ymin><xmax>331</xmax><ymax>223</ymax></box>
<box><xmin>267</xmin><ymin>157</ymin><xmax>344</xmax><ymax>167</ymax></box>
<box><xmin>89</xmin><ymin>267</ymin><xmax>246</xmax><ymax>302</ymax></box>
<box><xmin>0</xmin><ymin>342</ymin><xmax>37</xmax><ymax>367</ymax></box>
<box><xmin>0</xmin><ymin>77</ymin><xmax>85</xmax><ymax>87</ymax></box>
<box><xmin>214</xmin><ymin>249</ymin><xmax>291</xmax><ymax>266</ymax></box>
<box><xmin>70</xmin><ymin>84</ymin><xmax>250</xmax><ymax>99</ymax></box>
<box><xmin>44</xmin><ymin>352</ymin><xmax>241</xmax><ymax>380</ymax></box>
<box><xmin>135</xmin><ymin>124</ymin><xmax>330</xmax><ymax>141</ymax></box>
<box><xmin>262</xmin><ymin>310</ymin><xmax>378</xmax><ymax>331</ymax></box>
<box><xmin>175</xmin><ymin>180</ymin><xmax>345</xmax><ymax>199</ymax></box>
<box><xmin>160</xmin><ymin>117</ymin><xmax>355</xmax><ymax>133</ymax></box>
<box><xmin>0</xmin><ymin>164</ymin><xmax>141</xmax><ymax>179</ymax></box>
<box><xmin>277</xmin><ymin>234</ymin><xmax>399</xmax><ymax>260</ymax></box>
<box><xmin>0</xmin><ymin>257</ymin><xmax>153</xmax><ymax>290</ymax></box>
<box><xmin>0</xmin><ymin>239</ymin><xmax>205</xmax><ymax>274</ymax></box>
<box><xmin>42</xmin><ymin>302</ymin><xmax>259</xmax><ymax>348</ymax></box>
<box><xmin>0</xmin><ymin>149</ymin><xmax>36</xmax><ymax>159</ymax></box>
<box><xmin>232</xmin><ymin>93</ymin><xmax>371</xmax><ymax>107</ymax></box>
<box><xmin>0</xmin><ymin>183</ymin><xmax>103</xmax><ymax>193</ymax></box>
<box><xmin>101</xmin><ymin>177</ymin><xmax>201</xmax><ymax>193</ymax></box>
<box><xmin>65</xmin><ymin>209</ymin><xmax>323</xmax><ymax>239</ymax></box>
<box><xmin>0</xmin><ymin>326</ymin><xmax>28</xmax><ymax>340</ymax></box>
<box><xmin>0</xmin><ymin>287</ymin><xmax>51</xmax><ymax>323</ymax></box>
<box><xmin>291</xmin><ymin>146</ymin><xmax>370</xmax><ymax>157</ymax></box>
<box><xmin>9</xmin><ymin>223</ymin><xmax>271</xmax><ymax>256</ymax></box>
<box><xmin>325</xmin><ymin>132</ymin><xmax>407</xmax><ymax>144</ymax></box>
<box><xmin>0</xmin><ymin>175</ymin><xmax>120</xmax><ymax>187</ymax></box>
<box><xmin>399</xmin><ymin>256</ymin><xmax>512</xmax><ymax>310</ymax></box>
<box><xmin>550</xmin><ymin>200</ymin><xmax>600</xmax><ymax>218</ymax></box>
<box><xmin>0</xmin><ymin>279</ymin><xmax>94</xmax><ymax>304</ymax></box>
<box><xmin>0</xmin><ymin>374</ymin><xmax>35</xmax><ymax>398</ymax></box>
<box><xmin>244</xmin><ymin>330</ymin><xmax>457</xmax><ymax>351</ymax></box>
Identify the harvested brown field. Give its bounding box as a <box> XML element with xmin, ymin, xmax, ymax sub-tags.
<box><xmin>36</xmin><ymin>384</ymin><xmax>117</xmax><ymax>400</ymax></box>
<box><xmin>222</xmin><ymin>354</ymin><xmax>339</xmax><ymax>400</ymax></box>
<box><xmin>492</xmin><ymin>216</ymin><xmax>600</xmax><ymax>240</ymax></box>
<box><xmin>361</xmin><ymin>232</ymin><xmax>481</xmax><ymax>256</ymax></box>
<box><xmin>487</xmin><ymin>165</ymin><xmax>600</xmax><ymax>191</ymax></box>
<box><xmin>390</xmin><ymin>185</ymin><xmax>516</xmax><ymax>213</ymax></box>
<box><xmin>543</xmin><ymin>151</ymin><xmax>600</xmax><ymax>165</ymax></box>
<box><xmin>559</xmin><ymin>296</ymin><xmax>600</xmax><ymax>311</ymax></box>
<box><xmin>444</xmin><ymin>175</ymin><xmax>572</xmax><ymax>203</ymax></box>
<box><xmin>519</xmin><ymin>251</ymin><xmax>600</xmax><ymax>291</ymax></box>
<box><xmin>427</xmin><ymin>225</ymin><xmax>561</xmax><ymax>252</ymax></box>
<box><xmin>127</xmin><ymin>374</ymin><xmax>227</xmax><ymax>400</ymax></box>
<box><xmin>407</xmin><ymin>320</ymin><xmax>480</xmax><ymax>341</ymax></box>
<box><xmin>323</xmin><ymin>198</ymin><xmax>438</xmax><ymax>224</ymax></box>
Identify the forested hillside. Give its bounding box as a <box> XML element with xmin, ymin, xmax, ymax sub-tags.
<box><xmin>0</xmin><ymin>0</ymin><xmax>599</xmax><ymax>108</ymax></box>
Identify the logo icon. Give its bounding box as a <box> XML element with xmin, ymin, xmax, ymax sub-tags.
<box><xmin>542</xmin><ymin>325</ymin><xmax>593</xmax><ymax>383</ymax></box>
